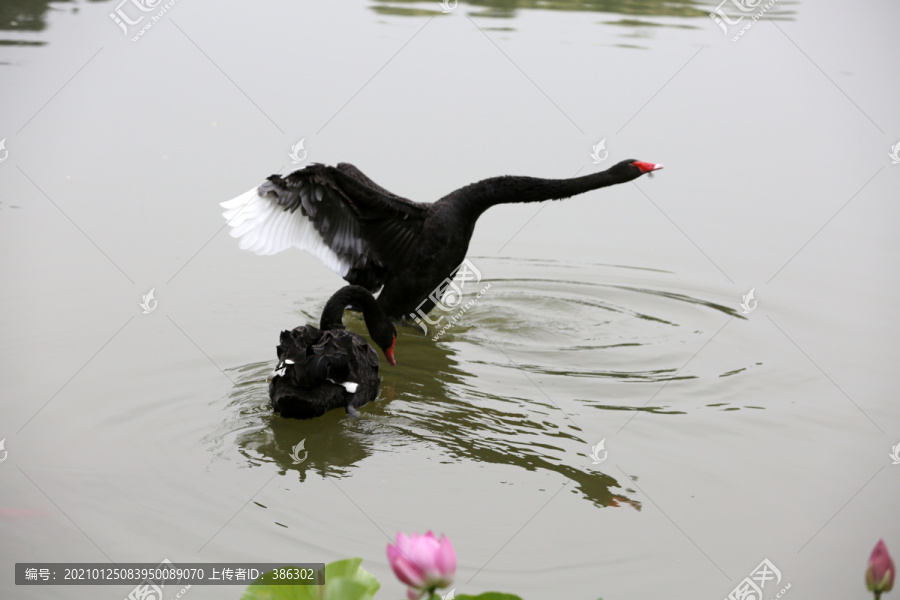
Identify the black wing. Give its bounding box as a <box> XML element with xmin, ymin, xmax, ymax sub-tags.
<box><xmin>222</xmin><ymin>163</ymin><xmax>427</xmax><ymax>292</ymax></box>
<box><xmin>275</xmin><ymin>328</ymin><xmax>377</xmax><ymax>389</ymax></box>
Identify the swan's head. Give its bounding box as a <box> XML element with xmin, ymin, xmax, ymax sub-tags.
<box><xmin>603</xmin><ymin>159</ymin><xmax>664</xmax><ymax>182</ymax></box>
<box><xmin>632</xmin><ymin>160</ymin><xmax>664</xmax><ymax>173</ymax></box>
<box><xmin>371</xmin><ymin>319</ymin><xmax>398</xmax><ymax>367</ymax></box>
<box><xmin>628</xmin><ymin>160</ymin><xmax>664</xmax><ymax>174</ymax></box>
<box><xmin>383</xmin><ymin>336</ymin><xmax>397</xmax><ymax>367</ymax></box>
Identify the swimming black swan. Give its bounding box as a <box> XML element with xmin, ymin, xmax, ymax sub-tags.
<box><xmin>222</xmin><ymin>159</ymin><xmax>663</xmax><ymax>319</ymax></box>
<box><xmin>268</xmin><ymin>285</ymin><xmax>397</xmax><ymax>419</ymax></box>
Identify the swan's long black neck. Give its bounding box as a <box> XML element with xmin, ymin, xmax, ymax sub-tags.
<box><xmin>320</xmin><ymin>285</ymin><xmax>396</xmax><ymax>361</ymax></box>
<box><xmin>451</xmin><ymin>164</ymin><xmax>642</xmax><ymax>221</ymax></box>
<box><xmin>320</xmin><ymin>285</ymin><xmax>383</xmax><ymax>330</ymax></box>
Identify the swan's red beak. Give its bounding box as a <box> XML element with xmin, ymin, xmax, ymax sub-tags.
<box><xmin>384</xmin><ymin>337</ymin><xmax>397</xmax><ymax>367</ymax></box>
<box><xmin>633</xmin><ymin>161</ymin><xmax>664</xmax><ymax>174</ymax></box>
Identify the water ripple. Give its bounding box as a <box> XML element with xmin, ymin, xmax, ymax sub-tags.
<box><xmin>211</xmin><ymin>257</ymin><xmax>758</xmax><ymax>509</ymax></box>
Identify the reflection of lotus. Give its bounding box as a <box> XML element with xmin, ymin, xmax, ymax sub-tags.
<box><xmin>0</xmin><ymin>438</ymin><xmax>7</xmax><ymax>464</ymax></box>
<box><xmin>0</xmin><ymin>138</ymin><xmax>8</xmax><ymax>164</ymax></box>
<box><xmin>890</xmin><ymin>443</ymin><xmax>900</xmax><ymax>465</ymax></box>
<box><xmin>439</xmin><ymin>0</ymin><xmax>457</xmax><ymax>13</ymax></box>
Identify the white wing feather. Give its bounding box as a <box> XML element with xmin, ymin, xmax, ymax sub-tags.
<box><xmin>221</xmin><ymin>189</ymin><xmax>351</xmax><ymax>277</ymax></box>
<box><xmin>326</xmin><ymin>379</ymin><xmax>359</xmax><ymax>393</ymax></box>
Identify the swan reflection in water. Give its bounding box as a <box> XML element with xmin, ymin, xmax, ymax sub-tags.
<box><xmin>211</xmin><ymin>260</ymin><xmax>751</xmax><ymax>511</ymax></box>
<box><xmin>212</xmin><ymin>312</ymin><xmax>642</xmax><ymax>510</ymax></box>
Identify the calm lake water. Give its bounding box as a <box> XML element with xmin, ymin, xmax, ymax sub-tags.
<box><xmin>1</xmin><ymin>0</ymin><xmax>899</xmax><ymax>598</ymax></box>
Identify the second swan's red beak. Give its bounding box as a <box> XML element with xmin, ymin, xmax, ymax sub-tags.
<box><xmin>384</xmin><ymin>337</ymin><xmax>397</xmax><ymax>366</ymax></box>
<box><xmin>633</xmin><ymin>161</ymin><xmax>664</xmax><ymax>174</ymax></box>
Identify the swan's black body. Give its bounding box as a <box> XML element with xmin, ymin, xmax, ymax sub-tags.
<box><xmin>225</xmin><ymin>159</ymin><xmax>662</xmax><ymax>320</ymax></box>
<box><xmin>268</xmin><ymin>285</ymin><xmax>397</xmax><ymax>419</ymax></box>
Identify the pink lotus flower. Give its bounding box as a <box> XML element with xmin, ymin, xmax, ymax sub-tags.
<box><xmin>866</xmin><ymin>539</ymin><xmax>895</xmax><ymax>595</ymax></box>
<box><xmin>387</xmin><ymin>531</ymin><xmax>456</xmax><ymax>598</ymax></box>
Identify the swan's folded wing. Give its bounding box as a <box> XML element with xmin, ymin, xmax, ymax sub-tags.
<box><xmin>279</xmin><ymin>330</ymin><xmax>350</xmax><ymax>389</ymax></box>
<box><xmin>221</xmin><ymin>163</ymin><xmax>426</xmax><ymax>291</ymax></box>
<box><xmin>351</xmin><ymin>335</ymin><xmax>381</xmax><ymax>373</ymax></box>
